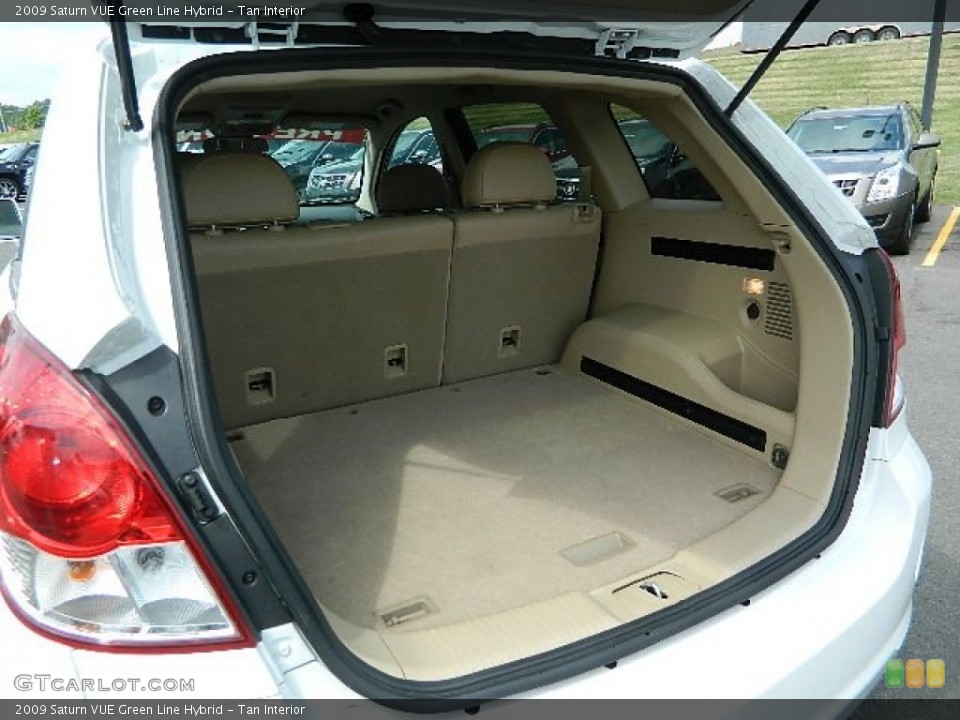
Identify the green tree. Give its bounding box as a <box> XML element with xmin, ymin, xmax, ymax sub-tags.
<box><xmin>21</xmin><ymin>100</ymin><xmax>49</xmax><ymax>130</ymax></box>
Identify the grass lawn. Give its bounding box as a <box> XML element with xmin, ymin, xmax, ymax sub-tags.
<box><xmin>0</xmin><ymin>128</ymin><xmax>41</xmax><ymax>145</ymax></box>
<box><xmin>704</xmin><ymin>34</ymin><xmax>960</xmax><ymax>205</ymax></box>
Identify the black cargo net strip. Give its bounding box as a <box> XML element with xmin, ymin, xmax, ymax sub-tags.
<box><xmin>651</xmin><ymin>236</ymin><xmax>776</xmax><ymax>272</ymax></box>
<box><xmin>581</xmin><ymin>356</ymin><xmax>768</xmax><ymax>452</ymax></box>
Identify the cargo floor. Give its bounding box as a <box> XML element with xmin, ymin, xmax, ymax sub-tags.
<box><xmin>232</xmin><ymin>368</ymin><xmax>780</xmax><ymax>631</ymax></box>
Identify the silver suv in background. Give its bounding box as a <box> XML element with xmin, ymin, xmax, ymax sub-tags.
<box><xmin>786</xmin><ymin>103</ymin><xmax>940</xmax><ymax>254</ymax></box>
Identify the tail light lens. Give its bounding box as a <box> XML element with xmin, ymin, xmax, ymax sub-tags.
<box><xmin>878</xmin><ymin>250</ymin><xmax>906</xmax><ymax>427</ymax></box>
<box><xmin>0</xmin><ymin>315</ymin><xmax>250</xmax><ymax>649</ymax></box>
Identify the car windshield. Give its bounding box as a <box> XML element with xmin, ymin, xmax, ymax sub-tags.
<box><xmin>787</xmin><ymin>113</ymin><xmax>904</xmax><ymax>154</ymax></box>
<box><xmin>318</xmin><ymin>147</ymin><xmax>365</xmax><ymax>169</ymax></box>
<box><xmin>0</xmin><ymin>144</ymin><xmax>28</xmax><ymax>163</ymax></box>
<box><xmin>323</xmin><ymin>142</ymin><xmax>363</xmax><ymax>162</ymax></box>
<box><xmin>271</xmin><ymin>140</ymin><xmax>324</xmax><ymax>165</ymax></box>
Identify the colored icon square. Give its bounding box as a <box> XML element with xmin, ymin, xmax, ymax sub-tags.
<box><xmin>927</xmin><ymin>659</ymin><xmax>945</xmax><ymax>688</ymax></box>
<box><xmin>885</xmin><ymin>659</ymin><xmax>904</xmax><ymax>688</ymax></box>
<box><xmin>905</xmin><ymin>658</ymin><xmax>925</xmax><ymax>688</ymax></box>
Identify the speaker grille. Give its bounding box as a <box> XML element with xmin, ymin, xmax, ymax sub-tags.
<box><xmin>764</xmin><ymin>282</ymin><xmax>793</xmax><ymax>340</ymax></box>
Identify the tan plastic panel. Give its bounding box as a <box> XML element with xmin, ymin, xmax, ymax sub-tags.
<box><xmin>674</xmin><ymin>486</ymin><xmax>823</xmax><ymax>578</ymax></box>
<box><xmin>193</xmin><ymin>216</ymin><xmax>453</xmax><ymax>428</ymax></box>
<box><xmin>320</xmin><ymin>604</ymin><xmax>406</xmax><ymax>679</ymax></box>
<box><xmin>588</xmin><ymin>198</ymin><xmax>853</xmax><ymax>503</ymax></box>
<box><xmin>561</xmin><ymin>304</ymin><xmax>796</xmax><ymax>458</ymax></box>
<box><xmin>592</xmin><ymin>571</ymin><xmax>703</xmax><ymax>623</ymax></box>
<box><xmin>377</xmin><ymin>592</ymin><xmax>619</xmax><ymax>681</ymax></box>
<box><xmin>444</xmin><ymin>204</ymin><xmax>601</xmax><ymax>384</ymax></box>
<box><xmin>592</xmin><ymin>203</ymin><xmax>799</xmax><ymax>378</ymax></box>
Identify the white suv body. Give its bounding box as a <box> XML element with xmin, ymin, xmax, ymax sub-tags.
<box><xmin>0</xmin><ymin>7</ymin><xmax>930</xmax><ymax>708</ymax></box>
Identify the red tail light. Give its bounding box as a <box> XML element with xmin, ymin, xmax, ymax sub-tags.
<box><xmin>0</xmin><ymin>315</ymin><xmax>251</xmax><ymax>650</ymax></box>
<box><xmin>878</xmin><ymin>250</ymin><xmax>906</xmax><ymax>427</ymax></box>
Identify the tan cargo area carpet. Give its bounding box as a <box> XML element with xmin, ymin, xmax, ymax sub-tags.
<box><xmin>233</xmin><ymin>368</ymin><xmax>779</xmax><ymax>631</ymax></box>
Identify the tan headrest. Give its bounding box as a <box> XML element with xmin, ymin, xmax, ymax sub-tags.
<box><xmin>377</xmin><ymin>164</ymin><xmax>450</xmax><ymax>214</ymax></box>
<box><xmin>181</xmin><ymin>152</ymin><xmax>299</xmax><ymax>227</ymax></box>
<box><xmin>462</xmin><ymin>142</ymin><xmax>556</xmax><ymax>208</ymax></box>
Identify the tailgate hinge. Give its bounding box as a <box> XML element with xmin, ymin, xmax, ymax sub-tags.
<box><xmin>244</xmin><ymin>22</ymin><xmax>300</xmax><ymax>49</ymax></box>
<box><xmin>595</xmin><ymin>28</ymin><xmax>641</xmax><ymax>59</ymax></box>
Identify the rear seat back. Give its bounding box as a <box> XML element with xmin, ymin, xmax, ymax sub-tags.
<box><xmin>186</xmin><ymin>152</ymin><xmax>453</xmax><ymax>428</ymax></box>
<box><xmin>443</xmin><ymin>143</ymin><xmax>602</xmax><ymax>384</ymax></box>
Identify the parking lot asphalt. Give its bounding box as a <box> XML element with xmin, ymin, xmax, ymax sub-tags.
<box><xmin>852</xmin><ymin>204</ymin><xmax>960</xmax><ymax>707</ymax></box>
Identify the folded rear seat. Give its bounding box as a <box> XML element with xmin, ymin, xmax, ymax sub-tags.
<box><xmin>186</xmin><ymin>152</ymin><xmax>454</xmax><ymax>428</ymax></box>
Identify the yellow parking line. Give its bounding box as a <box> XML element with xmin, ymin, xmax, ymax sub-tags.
<box><xmin>922</xmin><ymin>206</ymin><xmax>960</xmax><ymax>267</ymax></box>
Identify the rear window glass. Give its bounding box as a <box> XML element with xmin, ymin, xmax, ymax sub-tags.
<box><xmin>462</xmin><ymin>103</ymin><xmax>576</xmax><ymax>201</ymax></box>
<box><xmin>0</xmin><ymin>144</ymin><xmax>32</xmax><ymax>163</ymax></box>
<box><xmin>387</xmin><ymin>116</ymin><xmax>443</xmax><ymax>172</ymax></box>
<box><xmin>174</xmin><ymin>125</ymin><xmax>369</xmax><ymax>206</ymax></box>
<box><xmin>610</xmin><ymin>104</ymin><xmax>721</xmax><ymax>202</ymax></box>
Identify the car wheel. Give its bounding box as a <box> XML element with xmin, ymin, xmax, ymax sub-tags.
<box><xmin>0</xmin><ymin>177</ymin><xmax>21</xmax><ymax>200</ymax></box>
<box><xmin>853</xmin><ymin>29</ymin><xmax>875</xmax><ymax>43</ymax></box>
<box><xmin>888</xmin><ymin>199</ymin><xmax>916</xmax><ymax>256</ymax></box>
<box><xmin>827</xmin><ymin>31</ymin><xmax>852</xmax><ymax>46</ymax></box>
<box><xmin>877</xmin><ymin>26</ymin><xmax>901</xmax><ymax>41</ymax></box>
<box><xmin>915</xmin><ymin>173</ymin><xmax>935</xmax><ymax>223</ymax></box>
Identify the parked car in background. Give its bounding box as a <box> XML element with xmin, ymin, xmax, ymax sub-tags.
<box><xmin>0</xmin><ymin>197</ymin><xmax>21</xmax><ymax>238</ymax></box>
<box><xmin>0</xmin><ymin>198</ymin><xmax>22</xmax><ymax>271</ymax></box>
<box><xmin>271</xmin><ymin>138</ymin><xmax>364</xmax><ymax>199</ymax></box>
<box><xmin>388</xmin><ymin>128</ymin><xmax>440</xmax><ymax>168</ymax></box>
<box><xmin>0</xmin><ymin>141</ymin><xmax>38</xmax><ymax>201</ymax></box>
<box><xmin>302</xmin><ymin>145</ymin><xmax>366</xmax><ymax>204</ymax></box>
<box><xmin>786</xmin><ymin>103</ymin><xmax>940</xmax><ymax>254</ymax></box>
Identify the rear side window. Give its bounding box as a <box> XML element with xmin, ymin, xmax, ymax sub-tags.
<box><xmin>462</xmin><ymin>103</ymin><xmax>574</xmax><ymax>200</ymax></box>
<box><xmin>610</xmin><ymin>104</ymin><xmax>720</xmax><ymax>202</ymax></box>
<box><xmin>387</xmin><ymin>117</ymin><xmax>443</xmax><ymax>172</ymax></box>
<box><xmin>174</xmin><ymin>124</ymin><xmax>369</xmax><ymax>206</ymax></box>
